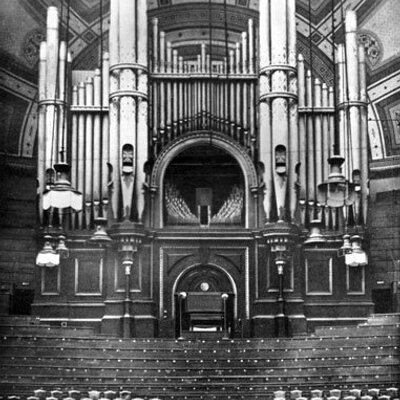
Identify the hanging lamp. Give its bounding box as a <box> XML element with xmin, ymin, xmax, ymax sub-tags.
<box><xmin>42</xmin><ymin>161</ymin><xmax>82</xmax><ymax>212</ymax></box>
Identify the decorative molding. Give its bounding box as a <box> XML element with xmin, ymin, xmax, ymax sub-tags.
<box><xmin>159</xmin><ymin>247</ymin><xmax>164</xmax><ymax>318</ymax></box>
<box><xmin>346</xmin><ymin>265</ymin><xmax>366</xmax><ymax>295</ymax></box>
<box><xmin>170</xmin><ymin>262</ymin><xmax>238</xmax><ymax>319</ymax></box>
<box><xmin>358</xmin><ymin>30</ymin><xmax>382</xmax><ymax>67</ymax></box>
<box><xmin>22</xmin><ymin>29</ymin><xmax>45</xmax><ymax>67</ymax></box>
<box><xmin>305</xmin><ymin>257</ymin><xmax>333</xmax><ymax>296</ymax></box>
<box><xmin>150</xmin><ymin>132</ymin><xmax>259</xmax><ymax>229</ymax></box>
<box><xmin>74</xmin><ymin>257</ymin><xmax>103</xmax><ymax>296</ymax></box>
<box><xmin>245</xmin><ymin>246</ymin><xmax>249</xmax><ymax>319</ymax></box>
<box><xmin>148</xmin><ymin>3</ymin><xmax>258</xmax><ymax>33</ymax></box>
<box><xmin>41</xmin><ymin>265</ymin><xmax>60</xmax><ymax>296</ymax></box>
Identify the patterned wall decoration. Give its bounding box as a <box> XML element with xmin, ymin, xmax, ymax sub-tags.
<box><xmin>148</xmin><ymin>3</ymin><xmax>257</xmax><ymax>33</ymax></box>
<box><xmin>22</xmin><ymin>29</ymin><xmax>45</xmax><ymax>67</ymax></box>
<box><xmin>375</xmin><ymin>92</ymin><xmax>400</xmax><ymax>157</ymax></box>
<box><xmin>0</xmin><ymin>69</ymin><xmax>38</xmax><ymax>157</ymax></box>
<box><xmin>297</xmin><ymin>34</ymin><xmax>334</xmax><ymax>86</ymax></box>
<box><xmin>358</xmin><ymin>30</ymin><xmax>382</xmax><ymax>67</ymax></box>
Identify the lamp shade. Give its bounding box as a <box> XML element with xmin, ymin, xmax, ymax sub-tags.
<box><xmin>345</xmin><ymin>251</ymin><xmax>368</xmax><ymax>267</ymax></box>
<box><xmin>36</xmin><ymin>238</ymin><xmax>60</xmax><ymax>267</ymax></box>
<box><xmin>42</xmin><ymin>162</ymin><xmax>82</xmax><ymax>211</ymax></box>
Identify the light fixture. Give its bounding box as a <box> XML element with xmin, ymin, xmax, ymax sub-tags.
<box><xmin>338</xmin><ymin>233</ymin><xmax>352</xmax><ymax>257</ymax></box>
<box><xmin>345</xmin><ymin>235</ymin><xmax>368</xmax><ymax>267</ymax></box>
<box><xmin>42</xmin><ymin>162</ymin><xmax>82</xmax><ymax>212</ymax></box>
<box><xmin>304</xmin><ymin>220</ymin><xmax>326</xmax><ymax>246</ymax></box>
<box><xmin>317</xmin><ymin>156</ymin><xmax>356</xmax><ymax>208</ymax></box>
<box><xmin>55</xmin><ymin>234</ymin><xmax>70</xmax><ymax>259</ymax></box>
<box><xmin>89</xmin><ymin>217</ymin><xmax>112</xmax><ymax>245</ymax></box>
<box><xmin>36</xmin><ymin>235</ymin><xmax>60</xmax><ymax>267</ymax></box>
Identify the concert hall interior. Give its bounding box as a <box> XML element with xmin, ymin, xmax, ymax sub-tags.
<box><xmin>0</xmin><ymin>0</ymin><xmax>399</xmax><ymax>398</ymax></box>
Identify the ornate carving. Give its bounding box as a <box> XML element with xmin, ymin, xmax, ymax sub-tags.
<box><xmin>23</xmin><ymin>29</ymin><xmax>45</xmax><ymax>66</ymax></box>
<box><xmin>358</xmin><ymin>31</ymin><xmax>381</xmax><ymax>67</ymax></box>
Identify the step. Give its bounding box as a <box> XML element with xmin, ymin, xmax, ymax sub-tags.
<box><xmin>366</xmin><ymin>313</ymin><xmax>400</xmax><ymax>325</ymax></box>
<box><xmin>0</xmin><ymin>316</ymin><xmax>40</xmax><ymax>326</ymax></box>
<box><xmin>0</xmin><ymin>325</ymin><xmax>96</xmax><ymax>337</ymax></box>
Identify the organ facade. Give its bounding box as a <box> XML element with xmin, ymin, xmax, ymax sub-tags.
<box><xmin>33</xmin><ymin>0</ymin><xmax>372</xmax><ymax>338</ymax></box>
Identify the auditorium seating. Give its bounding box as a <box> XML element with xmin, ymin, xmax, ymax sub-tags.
<box><xmin>0</xmin><ymin>314</ymin><xmax>398</xmax><ymax>399</ymax></box>
<box><xmin>2</xmin><ymin>387</ymin><xmax>399</xmax><ymax>400</ymax></box>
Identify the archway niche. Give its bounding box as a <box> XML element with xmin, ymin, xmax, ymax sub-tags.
<box><xmin>173</xmin><ymin>263</ymin><xmax>236</xmax><ymax>336</ymax></box>
<box><xmin>163</xmin><ymin>145</ymin><xmax>245</xmax><ymax>228</ymax></box>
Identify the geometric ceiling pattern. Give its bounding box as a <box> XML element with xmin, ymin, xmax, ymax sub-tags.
<box><xmin>1</xmin><ymin>0</ymin><xmax>400</xmax><ymax>169</ymax></box>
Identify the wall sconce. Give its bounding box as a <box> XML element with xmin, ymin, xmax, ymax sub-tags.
<box><xmin>345</xmin><ymin>235</ymin><xmax>368</xmax><ymax>267</ymax></box>
<box><xmin>36</xmin><ymin>232</ymin><xmax>71</xmax><ymax>267</ymax></box>
<box><xmin>36</xmin><ymin>235</ymin><xmax>60</xmax><ymax>267</ymax></box>
<box><xmin>55</xmin><ymin>234</ymin><xmax>69</xmax><ymax>259</ymax></box>
<box><xmin>338</xmin><ymin>234</ymin><xmax>352</xmax><ymax>257</ymax></box>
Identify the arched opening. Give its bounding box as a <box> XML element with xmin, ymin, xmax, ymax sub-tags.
<box><xmin>163</xmin><ymin>145</ymin><xmax>245</xmax><ymax>227</ymax></box>
<box><xmin>173</xmin><ymin>264</ymin><xmax>236</xmax><ymax>338</ymax></box>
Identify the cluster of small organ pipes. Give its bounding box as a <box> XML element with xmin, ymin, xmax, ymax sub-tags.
<box><xmin>164</xmin><ymin>183</ymin><xmax>244</xmax><ymax>225</ymax></box>
<box><xmin>150</xmin><ymin>18</ymin><xmax>257</xmax><ymax>157</ymax></box>
<box><xmin>37</xmin><ymin>0</ymin><xmax>368</xmax><ymax>234</ymax></box>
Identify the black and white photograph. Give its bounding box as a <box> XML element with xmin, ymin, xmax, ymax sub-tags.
<box><xmin>0</xmin><ymin>0</ymin><xmax>399</xmax><ymax>398</ymax></box>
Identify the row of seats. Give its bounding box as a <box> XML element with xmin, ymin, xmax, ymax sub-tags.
<box><xmin>1</xmin><ymin>387</ymin><xmax>399</xmax><ymax>400</ymax></box>
<box><xmin>273</xmin><ymin>388</ymin><xmax>399</xmax><ymax>399</ymax></box>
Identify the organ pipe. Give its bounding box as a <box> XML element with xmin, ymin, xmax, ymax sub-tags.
<box><xmin>85</xmin><ymin>77</ymin><xmax>94</xmax><ymax>228</ymax></box>
<box><xmin>248</xmin><ymin>19</ymin><xmax>254</xmax><ymax>74</ymax></box>
<box><xmin>314</xmin><ymin>78</ymin><xmax>323</xmax><ymax>191</ymax></box>
<box><xmin>259</xmin><ymin>0</ymin><xmax>272</xmax><ymax>222</ymax></box>
<box><xmin>77</xmin><ymin>82</ymin><xmax>85</xmax><ymax>228</ymax></box>
<box><xmin>102</xmin><ymin>52</ymin><xmax>110</xmax><ymax>212</ymax></box>
<box><xmin>136</xmin><ymin>0</ymin><xmax>149</xmax><ymax>223</ymax></box>
<box><xmin>322</xmin><ymin>83</ymin><xmax>330</xmax><ymax>181</ymax></box>
<box><xmin>359</xmin><ymin>44</ymin><xmax>369</xmax><ymax>224</ymax></box>
<box><xmin>298</xmin><ymin>54</ymin><xmax>307</xmax><ymax>201</ymax></box>
<box><xmin>45</xmin><ymin>7</ymin><xmax>59</xmax><ymax>172</ymax></box>
<box><xmin>91</xmin><ymin>69</ymin><xmax>101</xmax><ymax>220</ymax></box>
<box><xmin>57</xmin><ymin>41</ymin><xmax>67</xmax><ymax>161</ymax></box>
<box><xmin>37</xmin><ymin>41</ymin><xmax>47</xmax><ymax>223</ymax></box>
<box><xmin>345</xmin><ymin>11</ymin><xmax>361</xmax><ymax>175</ymax></box>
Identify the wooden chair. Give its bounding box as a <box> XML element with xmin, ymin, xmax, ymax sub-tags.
<box><xmin>330</xmin><ymin>390</ymin><xmax>342</xmax><ymax>398</ymax></box>
<box><xmin>274</xmin><ymin>391</ymin><xmax>286</xmax><ymax>399</ymax></box>
<box><xmin>88</xmin><ymin>392</ymin><xmax>101</xmax><ymax>400</ymax></box>
<box><xmin>349</xmin><ymin>390</ymin><xmax>362</xmax><ymax>399</ymax></box>
<box><xmin>291</xmin><ymin>390</ymin><xmax>303</xmax><ymax>400</ymax></box>
<box><xmin>387</xmin><ymin>389</ymin><xmax>399</xmax><ymax>399</ymax></box>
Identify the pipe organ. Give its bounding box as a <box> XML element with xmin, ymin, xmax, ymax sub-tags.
<box><xmin>34</xmin><ymin>0</ymin><xmax>371</xmax><ymax>338</ymax></box>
